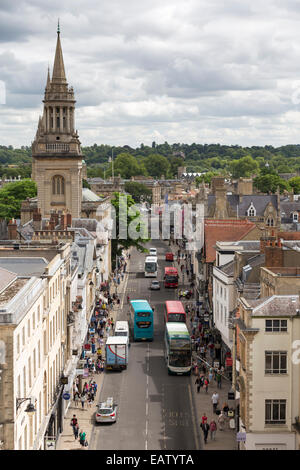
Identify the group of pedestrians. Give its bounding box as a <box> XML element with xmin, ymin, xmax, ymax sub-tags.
<box><xmin>70</xmin><ymin>415</ymin><xmax>88</xmax><ymax>448</ymax></box>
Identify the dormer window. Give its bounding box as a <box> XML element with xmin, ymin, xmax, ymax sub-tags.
<box><xmin>247</xmin><ymin>202</ymin><xmax>256</xmax><ymax>217</ymax></box>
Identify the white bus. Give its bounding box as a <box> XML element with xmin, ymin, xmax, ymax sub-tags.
<box><xmin>114</xmin><ymin>321</ymin><xmax>129</xmax><ymax>344</ymax></box>
<box><xmin>164</xmin><ymin>322</ymin><xmax>192</xmax><ymax>375</ymax></box>
<box><xmin>144</xmin><ymin>256</ymin><xmax>158</xmax><ymax>277</ymax></box>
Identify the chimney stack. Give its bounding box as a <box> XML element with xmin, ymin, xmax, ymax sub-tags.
<box><xmin>33</xmin><ymin>208</ymin><xmax>42</xmax><ymax>231</ymax></box>
<box><xmin>7</xmin><ymin>218</ymin><xmax>18</xmax><ymax>240</ymax></box>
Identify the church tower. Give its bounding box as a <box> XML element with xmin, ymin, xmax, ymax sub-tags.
<box><xmin>32</xmin><ymin>23</ymin><xmax>82</xmax><ymax>218</ymax></box>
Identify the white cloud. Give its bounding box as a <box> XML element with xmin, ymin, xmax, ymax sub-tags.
<box><xmin>1</xmin><ymin>0</ymin><xmax>300</xmax><ymax>148</ymax></box>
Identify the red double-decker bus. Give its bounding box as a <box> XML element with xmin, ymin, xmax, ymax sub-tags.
<box><xmin>164</xmin><ymin>267</ymin><xmax>179</xmax><ymax>288</ymax></box>
<box><xmin>165</xmin><ymin>301</ymin><xmax>186</xmax><ymax>323</ymax></box>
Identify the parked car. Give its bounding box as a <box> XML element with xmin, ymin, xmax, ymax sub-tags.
<box><xmin>96</xmin><ymin>397</ymin><xmax>118</xmax><ymax>424</ymax></box>
<box><xmin>150</xmin><ymin>280</ymin><xmax>160</xmax><ymax>290</ymax></box>
<box><xmin>149</xmin><ymin>248</ymin><xmax>157</xmax><ymax>256</ymax></box>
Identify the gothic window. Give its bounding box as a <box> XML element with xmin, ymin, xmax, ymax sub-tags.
<box><xmin>52</xmin><ymin>175</ymin><xmax>65</xmax><ymax>195</ymax></box>
<box><xmin>247</xmin><ymin>203</ymin><xmax>256</xmax><ymax>217</ymax></box>
<box><xmin>267</xmin><ymin>217</ymin><xmax>274</xmax><ymax>226</ymax></box>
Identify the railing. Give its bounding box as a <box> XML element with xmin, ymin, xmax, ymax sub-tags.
<box><xmin>46</xmin><ymin>143</ymin><xmax>70</xmax><ymax>152</ymax></box>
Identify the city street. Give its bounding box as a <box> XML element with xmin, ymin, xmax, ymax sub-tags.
<box><xmin>90</xmin><ymin>240</ymin><xmax>202</xmax><ymax>451</ymax></box>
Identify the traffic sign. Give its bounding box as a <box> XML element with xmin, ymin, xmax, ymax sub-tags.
<box><xmin>62</xmin><ymin>392</ymin><xmax>71</xmax><ymax>400</ymax></box>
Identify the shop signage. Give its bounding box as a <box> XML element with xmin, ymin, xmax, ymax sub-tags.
<box><xmin>228</xmin><ymin>391</ymin><xmax>235</xmax><ymax>400</ymax></box>
<box><xmin>226</xmin><ymin>357</ymin><xmax>233</xmax><ymax>367</ymax></box>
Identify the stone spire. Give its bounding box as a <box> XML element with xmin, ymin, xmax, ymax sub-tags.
<box><xmin>46</xmin><ymin>66</ymin><xmax>51</xmax><ymax>91</ymax></box>
<box><xmin>52</xmin><ymin>23</ymin><xmax>67</xmax><ymax>86</ymax></box>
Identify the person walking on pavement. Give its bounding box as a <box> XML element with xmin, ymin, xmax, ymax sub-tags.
<box><xmin>79</xmin><ymin>430</ymin><xmax>87</xmax><ymax>448</ymax></box>
<box><xmin>201</xmin><ymin>413</ymin><xmax>208</xmax><ymax>426</ymax></box>
<box><xmin>73</xmin><ymin>423</ymin><xmax>79</xmax><ymax>440</ymax></box>
<box><xmin>200</xmin><ymin>422</ymin><xmax>210</xmax><ymax>444</ymax></box>
<box><xmin>204</xmin><ymin>377</ymin><xmax>209</xmax><ymax>393</ymax></box>
<box><xmin>209</xmin><ymin>419</ymin><xmax>217</xmax><ymax>440</ymax></box>
<box><xmin>216</xmin><ymin>370</ymin><xmax>222</xmax><ymax>389</ymax></box>
<box><xmin>70</xmin><ymin>415</ymin><xmax>78</xmax><ymax>438</ymax></box>
<box><xmin>195</xmin><ymin>376</ymin><xmax>202</xmax><ymax>393</ymax></box>
<box><xmin>80</xmin><ymin>393</ymin><xmax>86</xmax><ymax>410</ymax></box>
<box><xmin>218</xmin><ymin>411</ymin><xmax>226</xmax><ymax>431</ymax></box>
<box><xmin>212</xmin><ymin>391</ymin><xmax>219</xmax><ymax>414</ymax></box>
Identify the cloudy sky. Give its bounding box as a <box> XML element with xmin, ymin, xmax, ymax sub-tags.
<box><xmin>1</xmin><ymin>0</ymin><xmax>300</xmax><ymax>148</ymax></box>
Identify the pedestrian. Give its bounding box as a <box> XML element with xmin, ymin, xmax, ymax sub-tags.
<box><xmin>195</xmin><ymin>376</ymin><xmax>201</xmax><ymax>393</ymax></box>
<box><xmin>218</xmin><ymin>412</ymin><xmax>226</xmax><ymax>431</ymax></box>
<box><xmin>216</xmin><ymin>371</ymin><xmax>222</xmax><ymax>389</ymax></box>
<box><xmin>210</xmin><ymin>420</ymin><xmax>217</xmax><ymax>440</ymax></box>
<box><xmin>80</xmin><ymin>393</ymin><xmax>86</xmax><ymax>410</ymax></box>
<box><xmin>204</xmin><ymin>377</ymin><xmax>209</xmax><ymax>393</ymax></box>
<box><xmin>222</xmin><ymin>402</ymin><xmax>229</xmax><ymax>415</ymax></box>
<box><xmin>212</xmin><ymin>391</ymin><xmax>219</xmax><ymax>414</ymax></box>
<box><xmin>201</xmin><ymin>413</ymin><xmax>208</xmax><ymax>426</ymax></box>
<box><xmin>73</xmin><ymin>423</ymin><xmax>79</xmax><ymax>440</ymax></box>
<box><xmin>87</xmin><ymin>392</ymin><xmax>93</xmax><ymax>408</ymax></box>
<box><xmin>70</xmin><ymin>414</ymin><xmax>78</xmax><ymax>430</ymax></box>
<box><xmin>200</xmin><ymin>422</ymin><xmax>210</xmax><ymax>444</ymax></box>
<box><xmin>74</xmin><ymin>391</ymin><xmax>80</xmax><ymax>407</ymax></box>
<box><xmin>79</xmin><ymin>430</ymin><xmax>87</xmax><ymax>448</ymax></box>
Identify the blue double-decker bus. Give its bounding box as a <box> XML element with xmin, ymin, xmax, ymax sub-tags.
<box><xmin>130</xmin><ymin>300</ymin><xmax>154</xmax><ymax>341</ymax></box>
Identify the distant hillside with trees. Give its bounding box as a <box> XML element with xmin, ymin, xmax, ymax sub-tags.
<box><xmin>1</xmin><ymin>142</ymin><xmax>300</xmax><ymax>194</ymax></box>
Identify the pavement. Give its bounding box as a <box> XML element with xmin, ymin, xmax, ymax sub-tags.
<box><xmin>56</xmin><ymin>242</ymin><xmax>236</xmax><ymax>451</ymax></box>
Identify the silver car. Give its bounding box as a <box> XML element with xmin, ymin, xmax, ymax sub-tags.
<box><xmin>96</xmin><ymin>397</ymin><xmax>118</xmax><ymax>424</ymax></box>
<box><xmin>150</xmin><ymin>280</ymin><xmax>160</xmax><ymax>290</ymax></box>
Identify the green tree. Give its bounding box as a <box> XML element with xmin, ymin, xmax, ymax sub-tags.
<box><xmin>144</xmin><ymin>153</ymin><xmax>170</xmax><ymax>179</ymax></box>
<box><xmin>229</xmin><ymin>156</ymin><xmax>259</xmax><ymax>178</ymax></box>
<box><xmin>288</xmin><ymin>176</ymin><xmax>300</xmax><ymax>194</ymax></box>
<box><xmin>0</xmin><ymin>179</ymin><xmax>37</xmax><ymax>220</ymax></box>
<box><xmin>111</xmin><ymin>153</ymin><xmax>145</xmax><ymax>179</ymax></box>
<box><xmin>124</xmin><ymin>181</ymin><xmax>152</xmax><ymax>204</ymax></box>
<box><xmin>253</xmin><ymin>174</ymin><xmax>291</xmax><ymax>194</ymax></box>
<box><xmin>110</xmin><ymin>192</ymin><xmax>149</xmax><ymax>268</ymax></box>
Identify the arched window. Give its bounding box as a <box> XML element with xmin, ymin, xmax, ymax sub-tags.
<box><xmin>52</xmin><ymin>175</ymin><xmax>65</xmax><ymax>195</ymax></box>
<box><xmin>267</xmin><ymin>217</ymin><xmax>274</xmax><ymax>227</ymax></box>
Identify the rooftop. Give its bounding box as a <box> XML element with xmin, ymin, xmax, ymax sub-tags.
<box><xmin>0</xmin><ymin>257</ymin><xmax>48</xmax><ymax>276</ymax></box>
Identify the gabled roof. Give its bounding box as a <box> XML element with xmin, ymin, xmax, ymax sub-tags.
<box><xmin>204</xmin><ymin>219</ymin><xmax>257</xmax><ymax>263</ymax></box>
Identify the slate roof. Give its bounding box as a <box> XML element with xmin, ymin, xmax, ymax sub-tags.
<box><xmin>207</xmin><ymin>194</ymin><xmax>278</xmax><ymax>216</ymax></box>
<box><xmin>249</xmin><ymin>295</ymin><xmax>300</xmax><ymax>317</ymax></box>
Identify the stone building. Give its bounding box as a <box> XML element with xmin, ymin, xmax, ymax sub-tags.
<box><xmin>31</xmin><ymin>26</ymin><xmax>83</xmax><ymax>219</ymax></box>
<box><xmin>235</xmin><ymin>295</ymin><xmax>300</xmax><ymax>450</ymax></box>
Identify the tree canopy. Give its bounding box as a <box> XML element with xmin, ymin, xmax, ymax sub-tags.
<box><xmin>0</xmin><ymin>179</ymin><xmax>37</xmax><ymax>220</ymax></box>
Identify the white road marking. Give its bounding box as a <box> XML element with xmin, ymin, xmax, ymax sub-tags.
<box><xmin>188</xmin><ymin>382</ymin><xmax>200</xmax><ymax>450</ymax></box>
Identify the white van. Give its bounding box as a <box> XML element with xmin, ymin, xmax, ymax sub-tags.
<box><xmin>114</xmin><ymin>321</ymin><xmax>129</xmax><ymax>343</ymax></box>
<box><xmin>149</xmin><ymin>247</ymin><xmax>157</xmax><ymax>256</ymax></box>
